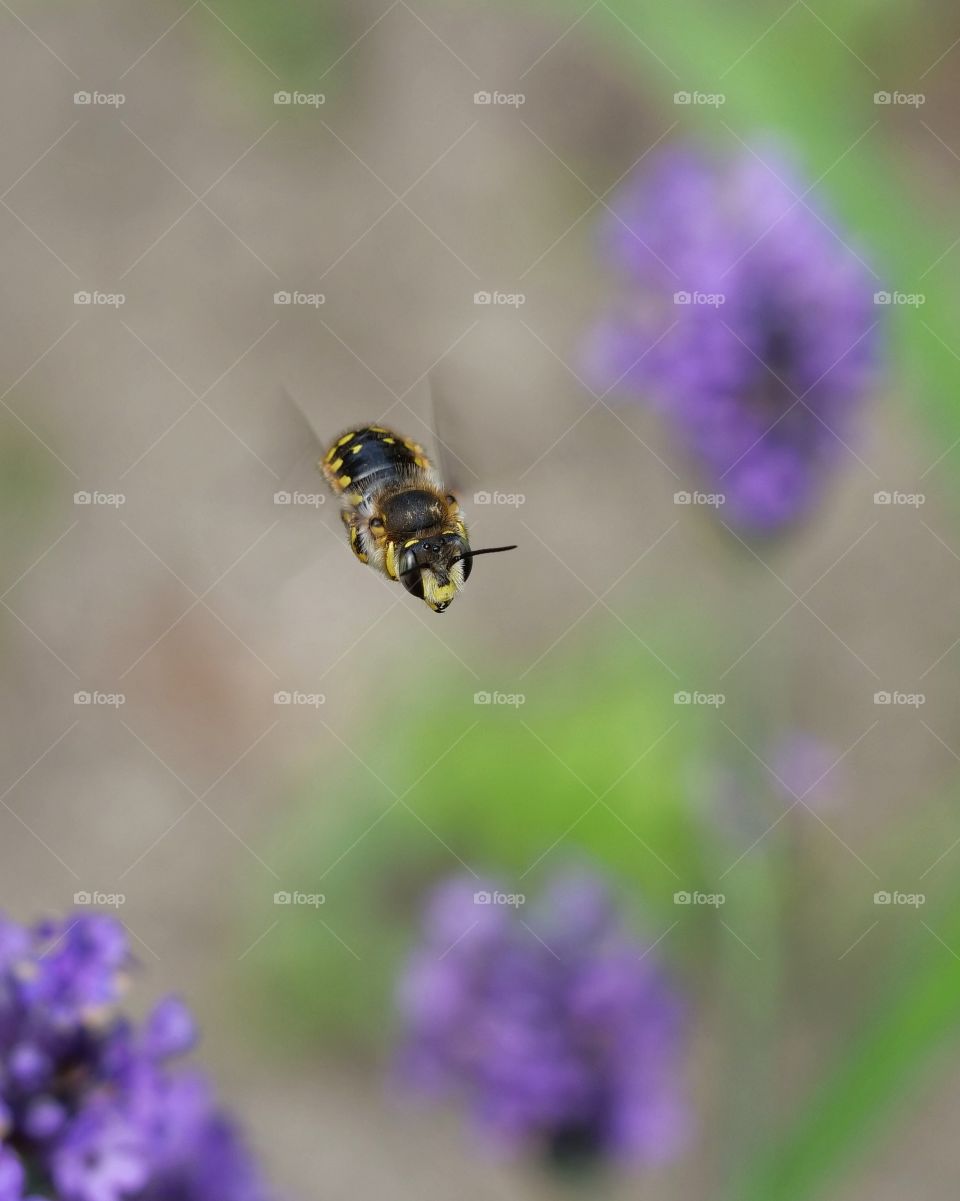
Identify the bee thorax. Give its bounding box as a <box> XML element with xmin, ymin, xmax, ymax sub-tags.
<box><xmin>380</xmin><ymin>489</ymin><xmax>446</xmax><ymax>537</ymax></box>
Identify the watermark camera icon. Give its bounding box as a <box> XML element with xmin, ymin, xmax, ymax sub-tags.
<box><xmin>274</xmin><ymin>890</ymin><xmax>292</xmax><ymax>904</ymax></box>
<box><xmin>74</xmin><ymin>890</ymin><xmax>92</xmax><ymax>904</ymax></box>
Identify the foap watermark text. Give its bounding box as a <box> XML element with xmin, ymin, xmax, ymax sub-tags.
<box><xmin>74</xmin><ymin>890</ymin><xmax>125</xmax><ymax>908</ymax></box>
<box><xmin>474</xmin><ymin>490</ymin><xmax>525</xmax><ymax>507</ymax></box>
<box><xmin>474</xmin><ymin>91</ymin><xmax>525</xmax><ymax>107</ymax></box>
<box><xmin>474</xmin><ymin>890</ymin><xmax>525</xmax><ymax>907</ymax></box>
<box><xmin>874</xmin><ymin>691</ymin><xmax>924</xmax><ymax>707</ymax></box>
<box><xmin>674</xmin><ymin>90</ymin><xmax>726</xmax><ymax>107</ymax></box>
<box><xmin>675</xmin><ymin>490</ymin><xmax>725</xmax><ymax>507</ymax></box>
<box><xmin>274</xmin><ymin>91</ymin><xmax>325</xmax><ymax>107</ymax></box>
<box><xmin>474</xmin><ymin>691</ymin><xmax>525</xmax><ymax>707</ymax></box>
<box><xmin>75</xmin><ymin>691</ymin><xmax>125</xmax><ymax>707</ymax></box>
<box><xmin>674</xmin><ymin>690</ymin><xmax>725</xmax><ymax>707</ymax></box>
<box><xmin>274</xmin><ymin>291</ymin><xmax>325</xmax><ymax>307</ymax></box>
<box><xmin>274</xmin><ymin>890</ymin><xmax>325</xmax><ymax>907</ymax></box>
<box><xmin>274</xmin><ymin>490</ymin><xmax>324</xmax><ymax>507</ymax></box>
<box><xmin>874</xmin><ymin>890</ymin><xmax>925</xmax><ymax>906</ymax></box>
<box><xmin>874</xmin><ymin>490</ymin><xmax>924</xmax><ymax>506</ymax></box>
<box><xmin>74</xmin><ymin>491</ymin><xmax>125</xmax><ymax>507</ymax></box>
<box><xmin>274</xmin><ymin>691</ymin><xmax>325</xmax><ymax>707</ymax></box>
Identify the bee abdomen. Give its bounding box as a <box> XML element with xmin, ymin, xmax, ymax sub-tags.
<box><xmin>321</xmin><ymin>426</ymin><xmax>430</xmax><ymax>504</ymax></box>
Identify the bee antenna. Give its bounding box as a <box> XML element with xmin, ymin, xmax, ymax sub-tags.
<box><xmin>452</xmin><ymin>544</ymin><xmax>518</xmax><ymax>563</ymax></box>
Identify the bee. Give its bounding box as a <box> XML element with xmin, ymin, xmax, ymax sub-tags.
<box><xmin>320</xmin><ymin>424</ymin><xmax>516</xmax><ymax>612</ymax></box>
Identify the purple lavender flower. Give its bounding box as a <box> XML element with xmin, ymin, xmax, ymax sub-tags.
<box><xmin>396</xmin><ymin>872</ymin><xmax>687</xmax><ymax>1169</ymax></box>
<box><xmin>585</xmin><ymin>145</ymin><xmax>880</xmax><ymax>534</ymax></box>
<box><xmin>0</xmin><ymin>912</ymin><xmax>274</xmax><ymax>1201</ymax></box>
<box><xmin>770</xmin><ymin>731</ymin><xmax>838</xmax><ymax>808</ymax></box>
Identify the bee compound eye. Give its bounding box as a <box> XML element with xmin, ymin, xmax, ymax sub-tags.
<box><xmin>401</xmin><ymin>569</ymin><xmax>424</xmax><ymax>599</ymax></box>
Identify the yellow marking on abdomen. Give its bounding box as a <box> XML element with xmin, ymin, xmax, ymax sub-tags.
<box><xmin>325</xmin><ymin>432</ymin><xmax>356</xmax><ymax>462</ymax></box>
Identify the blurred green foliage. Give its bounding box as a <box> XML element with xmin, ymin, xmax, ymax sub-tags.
<box><xmin>738</xmin><ymin>887</ymin><xmax>960</xmax><ymax>1201</ymax></box>
<box><xmin>202</xmin><ymin>0</ymin><xmax>342</xmax><ymax>92</ymax></box>
<box><xmin>0</xmin><ymin>428</ymin><xmax>55</xmax><ymax>522</ymax></box>
<box><xmin>252</xmin><ymin>637</ymin><xmax>718</xmax><ymax>1047</ymax></box>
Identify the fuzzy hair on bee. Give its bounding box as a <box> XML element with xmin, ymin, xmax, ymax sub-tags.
<box><xmin>319</xmin><ymin>424</ymin><xmax>515</xmax><ymax>613</ymax></box>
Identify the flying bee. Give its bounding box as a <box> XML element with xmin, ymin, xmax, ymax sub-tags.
<box><xmin>320</xmin><ymin>424</ymin><xmax>516</xmax><ymax>612</ymax></box>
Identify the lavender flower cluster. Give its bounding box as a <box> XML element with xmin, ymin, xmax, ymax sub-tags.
<box><xmin>396</xmin><ymin>872</ymin><xmax>686</xmax><ymax>1169</ymax></box>
<box><xmin>0</xmin><ymin>913</ymin><xmax>272</xmax><ymax>1201</ymax></box>
<box><xmin>586</xmin><ymin>146</ymin><xmax>880</xmax><ymax>534</ymax></box>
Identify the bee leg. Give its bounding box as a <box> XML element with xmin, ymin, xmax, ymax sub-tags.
<box><xmin>340</xmin><ymin>509</ymin><xmax>368</xmax><ymax>564</ymax></box>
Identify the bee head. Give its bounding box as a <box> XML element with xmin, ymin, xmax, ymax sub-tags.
<box><xmin>398</xmin><ymin>535</ymin><xmax>468</xmax><ymax>613</ymax></box>
<box><xmin>397</xmin><ymin>536</ymin><xmax>517</xmax><ymax>613</ymax></box>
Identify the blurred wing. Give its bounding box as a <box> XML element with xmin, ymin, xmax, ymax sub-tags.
<box><xmin>424</xmin><ymin>373</ymin><xmax>482</xmax><ymax>494</ymax></box>
<box><xmin>271</xmin><ymin>385</ymin><xmax>329</xmax><ymax>498</ymax></box>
